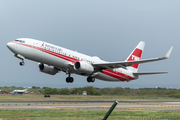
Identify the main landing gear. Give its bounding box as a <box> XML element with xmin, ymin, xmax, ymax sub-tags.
<box><xmin>87</xmin><ymin>76</ymin><xmax>95</xmax><ymax>83</ymax></box>
<box><xmin>66</xmin><ymin>73</ymin><xmax>74</xmax><ymax>83</ymax></box>
<box><xmin>65</xmin><ymin>72</ymin><xmax>95</xmax><ymax>83</ymax></box>
<box><xmin>66</xmin><ymin>77</ymin><xmax>74</xmax><ymax>83</ymax></box>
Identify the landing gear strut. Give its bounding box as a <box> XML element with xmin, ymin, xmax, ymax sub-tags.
<box><xmin>66</xmin><ymin>72</ymin><xmax>74</xmax><ymax>83</ymax></box>
<box><xmin>14</xmin><ymin>54</ymin><xmax>25</xmax><ymax>66</ymax></box>
<box><xmin>87</xmin><ymin>76</ymin><xmax>95</xmax><ymax>83</ymax></box>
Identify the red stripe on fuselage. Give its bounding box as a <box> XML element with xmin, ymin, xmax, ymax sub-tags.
<box><xmin>102</xmin><ymin>69</ymin><xmax>134</xmax><ymax>81</ymax></box>
<box><xmin>13</xmin><ymin>42</ymin><xmax>135</xmax><ymax>81</ymax></box>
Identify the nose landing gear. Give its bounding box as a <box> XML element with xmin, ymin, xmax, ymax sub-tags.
<box><xmin>14</xmin><ymin>54</ymin><xmax>25</xmax><ymax>66</ymax></box>
<box><xmin>20</xmin><ymin>61</ymin><xmax>25</xmax><ymax>66</ymax></box>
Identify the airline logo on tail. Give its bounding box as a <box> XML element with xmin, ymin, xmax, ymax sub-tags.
<box><xmin>132</xmin><ymin>55</ymin><xmax>140</xmax><ymax>61</ymax></box>
<box><xmin>126</xmin><ymin>41</ymin><xmax>145</xmax><ymax>71</ymax></box>
<box><xmin>127</xmin><ymin>48</ymin><xmax>143</xmax><ymax>69</ymax></box>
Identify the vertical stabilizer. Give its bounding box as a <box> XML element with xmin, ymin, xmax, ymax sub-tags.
<box><xmin>126</xmin><ymin>41</ymin><xmax>145</xmax><ymax>72</ymax></box>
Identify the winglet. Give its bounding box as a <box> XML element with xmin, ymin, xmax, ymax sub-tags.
<box><xmin>165</xmin><ymin>46</ymin><xmax>173</xmax><ymax>58</ymax></box>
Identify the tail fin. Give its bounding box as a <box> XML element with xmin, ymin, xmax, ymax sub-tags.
<box><xmin>126</xmin><ymin>41</ymin><xmax>145</xmax><ymax>72</ymax></box>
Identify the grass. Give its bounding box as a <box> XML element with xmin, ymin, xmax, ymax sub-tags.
<box><xmin>0</xmin><ymin>99</ymin><xmax>23</xmax><ymax>101</ymax></box>
<box><xmin>0</xmin><ymin>95</ymin><xmax>180</xmax><ymax>119</ymax></box>
<box><xmin>0</xmin><ymin>110</ymin><xmax>180</xmax><ymax>120</ymax></box>
<box><xmin>0</xmin><ymin>95</ymin><xmax>180</xmax><ymax>101</ymax></box>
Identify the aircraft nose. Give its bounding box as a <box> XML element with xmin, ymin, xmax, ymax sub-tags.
<box><xmin>7</xmin><ymin>42</ymin><xmax>12</xmax><ymax>49</ymax></box>
<box><xmin>7</xmin><ymin>42</ymin><xmax>14</xmax><ymax>50</ymax></box>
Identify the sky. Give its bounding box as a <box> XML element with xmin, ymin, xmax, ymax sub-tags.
<box><xmin>0</xmin><ymin>0</ymin><xmax>179</xmax><ymax>88</ymax></box>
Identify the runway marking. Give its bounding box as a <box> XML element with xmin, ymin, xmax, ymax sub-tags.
<box><xmin>164</xmin><ymin>102</ymin><xmax>180</xmax><ymax>104</ymax></box>
<box><xmin>37</xmin><ymin>106</ymin><xmax>104</xmax><ymax>110</ymax></box>
<box><xmin>39</xmin><ymin>107</ymin><xmax>77</xmax><ymax>110</ymax></box>
<box><xmin>102</xmin><ymin>106</ymin><xmax>144</xmax><ymax>109</ymax></box>
<box><xmin>37</xmin><ymin>106</ymin><xmax>102</xmax><ymax>108</ymax></box>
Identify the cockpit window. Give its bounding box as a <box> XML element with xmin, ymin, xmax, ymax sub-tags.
<box><xmin>15</xmin><ymin>40</ymin><xmax>25</xmax><ymax>43</ymax></box>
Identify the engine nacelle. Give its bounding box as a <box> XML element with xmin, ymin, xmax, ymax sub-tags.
<box><xmin>38</xmin><ymin>63</ymin><xmax>58</xmax><ymax>75</ymax></box>
<box><xmin>74</xmin><ymin>61</ymin><xmax>94</xmax><ymax>75</ymax></box>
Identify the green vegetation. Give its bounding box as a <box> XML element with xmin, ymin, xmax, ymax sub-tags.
<box><xmin>1</xmin><ymin>86</ymin><xmax>180</xmax><ymax>119</ymax></box>
<box><xmin>1</xmin><ymin>86</ymin><xmax>180</xmax><ymax>98</ymax></box>
<box><xmin>0</xmin><ymin>110</ymin><xmax>180</xmax><ymax>120</ymax></box>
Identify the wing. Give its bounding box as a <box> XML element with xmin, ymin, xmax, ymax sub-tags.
<box><xmin>133</xmin><ymin>72</ymin><xmax>168</xmax><ymax>76</ymax></box>
<box><xmin>93</xmin><ymin>46</ymin><xmax>173</xmax><ymax>70</ymax></box>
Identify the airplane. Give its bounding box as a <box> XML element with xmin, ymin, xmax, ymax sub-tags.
<box><xmin>7</xmin><ymin>38</ymin><xmax>173</xmax><ymax>83</ymax></box>
<box><xmin>10</xmin><ymin>89</ymin><xmax>27</xmax><ymax>95</ymax></box>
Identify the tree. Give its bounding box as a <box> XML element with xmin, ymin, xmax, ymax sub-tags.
<box><xmin>83</xmin><ymin>86</ymin><xmax>101</xmax><ymax>95</ymax></box>
<box><xmin>71</xmin><ymin>88</ymin><xmax>83</xmax><ymax>95</ymax></box>
<box><xmin>58</xmin><ymin>88</ymin><xmax>70</xmax><ymax>95</ymax></box>
<box><xmin>43</xmin><ymin>88</ymin><xmax>53</xmax><ymax>94</ymax></box>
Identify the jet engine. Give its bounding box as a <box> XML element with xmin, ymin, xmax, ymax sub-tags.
<box><xmin>74</xmin><ymin>61</ymin><xmax>94</xmax><ymax>75</ymax></box>
<box><xmin>38</xmin><ymin>63</ymin><xmax>58</xmax><ymax>75</ymax></box>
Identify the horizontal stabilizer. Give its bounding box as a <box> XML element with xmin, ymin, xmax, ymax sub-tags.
<box><xmin>133</xmin><ymin>72</ymin><xmax>168</xmax><ymax>76</ymax></box>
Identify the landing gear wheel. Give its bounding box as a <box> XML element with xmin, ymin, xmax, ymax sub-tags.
<box><xmin>87</xmin><ymin>77</ymin><xmax>95</xmax><ymax>83</ymax></box>
<box><xmin>66</xmin><ymin>77</ymin><xmax>74</xmax><ymax>83</ymax></box>
<box><xmin>91</xmin><ymin>77</ymin><xmax>95</xmax><ymax>82</ymax></box>
<box><xmin>69</xmin><ymin>77</ymin><xmax>74</xmax><ymax>83</ymax></box>
<box><xmin>19</xmin><ymin>62</ymin><xmax>25</xmax><ymax>66</ymax></box>
<box><xmin>87</xmin><ymin>77</ymin><xmax>91</xmax><ymax>82</ymax></box>
<box><xmin>66</xmin><ymin>77</ymin><xmax>69</xmax><ymax>83</ymax></box>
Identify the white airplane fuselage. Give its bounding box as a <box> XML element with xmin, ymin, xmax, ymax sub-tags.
<box><xmin>7</xmin><ymin>38</ymin><xmax>172</xmax><ymax>83</ymax></box>
<box><xmin>10</xmin><ymin>89</ymin><xmax>27</xmax><ymax>95</ymax></box>
<box><xmin>7</xmin><ymin>38</ymin><xmax>136</xmax><ymax>82</ymax></box>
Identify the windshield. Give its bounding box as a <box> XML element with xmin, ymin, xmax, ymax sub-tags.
<box><xmin>15</xmin><ymin>40</ymin><xmax>25</xmax><ymax>43</ymax></box>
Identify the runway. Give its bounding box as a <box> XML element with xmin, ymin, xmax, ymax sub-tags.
<box><xmin>0</xmin><ymin>100</ymin><xmax>180</xmax><ymax>111</ymax></box>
